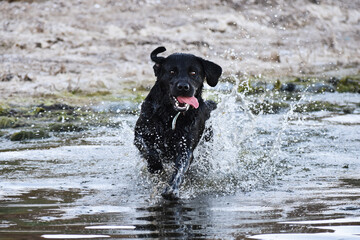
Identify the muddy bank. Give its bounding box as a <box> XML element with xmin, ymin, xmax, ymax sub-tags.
<box><xmin>0</xmin><ymin>0</ymin><xmax>359</xmax><ymax>99</ymax></box>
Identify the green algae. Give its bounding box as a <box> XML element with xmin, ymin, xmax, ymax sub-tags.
<box><xmin>294</xmin><ymin>101</ymin><xmax>349</xmax><ymax>113</ymax></box>
<box><xmin>274</xmin><ymin>79</ymin><xmax>282</xmax><ymax>90</ymax></box>
<box><xmin>85</xmin><ymin>91</ymin><xmax>112</xmax><ymax>97</ymax></box>
<box><xmin>238</xmin><ymin>80</ymin><xmax>265</xmax><ymax>94</ymax></box>
<box><xmin>336</xmin><ymin>76</ymin><xmax>360</xmax><ymax>93</ymax></box>
<box><xmin>247</xmin><ymin>99</ymin><xmax>354</xmax><ymax>115</ymax></box>
<box><xmin>235</xmin><ymin>75</ymin><xmax>360</xmax><ymax>94</ymax></box>
<box><xmin>0</xmin><ymin>74</ymin><xmax>358</xmax><ymax>142</ymax></box>
<box><xmin>0</xmin><ymin>117</ymin><xmax>25</xmax><ymax>128</ymax></box>
<box><xmin>58</xmin><ymin>90</ymin><xmax>121</xmax><ymax>104</ymax></box>
<box><xmin>249</xmin><ymin>101</ymin><xmax>290</xmax><ymax>115</ymax></box>
<box><xmin>132</xmin><ymin>94</ymin><xmax>146</xmax><ymax>104</ymax></box>
<box><xmin>0</xmin><ymin>106</ymin><xmax>9</xmax><ymax>116</ymax></box>
<box><xmin>0</xmin><ymin>117</ymin><xmax>17</xmax><ymax>128</ymax></box>
<box><xmin>34</xmin><ymin>107</ymin><xmax>45</xmax><ymax>115</ymax></box>
<box><xmin>10</xmin><ymin>130</ymin><xmax>49</xmax><ymax>141</ymax></box>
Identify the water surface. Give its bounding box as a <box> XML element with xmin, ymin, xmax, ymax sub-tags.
<box><xmin>1</xmin><ymin>91</ymin><xmax>360</xmax><ymax>239</ymax></box>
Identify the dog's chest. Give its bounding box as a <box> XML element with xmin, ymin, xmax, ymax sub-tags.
<box><xmin>151</xmin><ymin>114</ymin><xmax>192</xmax><ymax>144</ymax></box>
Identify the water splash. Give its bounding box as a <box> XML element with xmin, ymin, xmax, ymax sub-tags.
<box><xmin>134</xmin><ymin>76</ymin><xmax>307</xmax><ymax>199</ymax></box>
<box><xmin>183</xmin><ymin>76</ymin><xmax>299</xmax><ymax>198</ymax></box>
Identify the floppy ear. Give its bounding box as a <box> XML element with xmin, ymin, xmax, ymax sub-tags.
<box><xmin>201</xmin><ymin>59</ymin><xmax>222</xmax><ymax>87</ymax></box>
<box><xmin>151</xmin><ymin>46</ymin><xmax>166</xmax><ymax>77</ymax></box>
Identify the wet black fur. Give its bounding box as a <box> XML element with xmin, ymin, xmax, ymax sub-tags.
<box><xmin>134</xmin><ymin>47</ymin><xmax>222</xmax><ymax>200</ymax></box>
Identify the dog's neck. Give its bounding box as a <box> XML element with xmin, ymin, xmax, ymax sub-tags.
<box><xmin>150</xmin><ymin>81</ymin><xmax>204</xmax><ymax>130</ymax></box>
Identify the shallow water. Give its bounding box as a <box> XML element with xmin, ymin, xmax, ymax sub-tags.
<box><xmin>1</xmin><ymin>90</ymin><xmax>360</xmax><ymax>239</ymax></box>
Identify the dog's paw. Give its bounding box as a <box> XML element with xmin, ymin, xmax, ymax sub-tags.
<box><xmin>161</xmin><ymin>186</ymin><xmax>179</xmax><ymax>200</ymax></box>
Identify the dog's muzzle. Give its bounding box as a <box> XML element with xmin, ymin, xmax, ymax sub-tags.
<box><xmin>173</xmin><ymin>96</ymin><xmax>190</xmax><ymax>112</ymax></box>
<box><xmin>172</xmin><ymin>96</ymin><xmax>199</xmax><ymax>112</ymax></box>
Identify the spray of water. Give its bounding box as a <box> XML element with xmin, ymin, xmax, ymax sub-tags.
<box><xmin>133</xmin><ymin>75</ymin><xmax>304</xmax><ymax>199</ymax></box>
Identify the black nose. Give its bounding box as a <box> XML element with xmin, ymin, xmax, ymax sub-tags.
<box><xmin>176</xmin><ymin>82</ymin><xmax>190</xmax><ymax>92</ymax></box>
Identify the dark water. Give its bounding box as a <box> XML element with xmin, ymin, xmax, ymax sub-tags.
<box><xmin>1</xmin><ymin>90</ymin><xmax>360</xmax><ymax>240</ymax></box>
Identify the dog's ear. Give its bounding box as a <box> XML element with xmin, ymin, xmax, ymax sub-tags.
<box><xmin>200</xmin><ymin>59</ymin><xmax>222</xmax><ymax>87</ymax></box>
<box><xmin>151</xmin><ymin>46</ymin><xmax>166</xmax><ymax>77</ymax></box>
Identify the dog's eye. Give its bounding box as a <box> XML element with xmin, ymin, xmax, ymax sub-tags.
<box><xmin>189</xmin><ymin>71</ymin><xmax>196</xmax><ymax>76</ymax></box>
<box><xmin>170</xmin><ymin>70</ymin><xmax>175</xmax><ymax>75</ymax></box>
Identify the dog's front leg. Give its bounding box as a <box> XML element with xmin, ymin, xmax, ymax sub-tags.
<box><xmin>134</xmin><ymin>133</ymin><xmax>163</xmax><ymax>174</ymax></box>
<box><xmin>162</xmin><ymin>147</ymin><xmax>193</xmax><ymax>200</ymax></box>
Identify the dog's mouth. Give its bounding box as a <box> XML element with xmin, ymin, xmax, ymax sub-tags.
<box><xmin>172</xmin><ymin>96</ymin><xmax>199</xmax><ymax>112</ymax></box>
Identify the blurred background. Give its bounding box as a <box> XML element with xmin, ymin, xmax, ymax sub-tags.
<box><xmin>1</xmin><ymin>0</ymin><xmax>359</xmax><ymax>98</ymax></box>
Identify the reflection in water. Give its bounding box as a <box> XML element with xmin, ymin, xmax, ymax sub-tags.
<box><xmin>0</xmin><ymin>91</ymin><xmax>360</xmax><ymax>239</ymax></box>
<box><xmin>135</xmin><ymin>200</ymin><xmax>211</xmax><ymax>239</ymax></box>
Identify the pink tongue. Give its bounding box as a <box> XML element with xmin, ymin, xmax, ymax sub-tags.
<box><xmin>177</xmin><ymin>96</ymin><xmax>199</xmax><ymax>109</ymax></box>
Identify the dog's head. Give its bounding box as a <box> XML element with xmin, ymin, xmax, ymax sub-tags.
<box><xmin>151</xmin><ymin>46</ymin><xmax>222</xmax><ymax>112</ymax></box>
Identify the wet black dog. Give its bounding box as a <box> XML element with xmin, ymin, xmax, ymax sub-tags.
<box><xmin>134</xmin><ymin>47</ymin><xmax>222</xmax><ymax>200</ymax></box>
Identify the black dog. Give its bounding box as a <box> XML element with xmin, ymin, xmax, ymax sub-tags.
<box><xmin>134</xmin><ymin>47</ymin><xmax>222</xmax><ymax>199</ymax></box>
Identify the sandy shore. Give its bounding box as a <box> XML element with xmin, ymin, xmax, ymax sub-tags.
<box><xmin>0</xmin><ymin>0</ymin><xmax>359</xmax><ymax>98</ymax></box>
